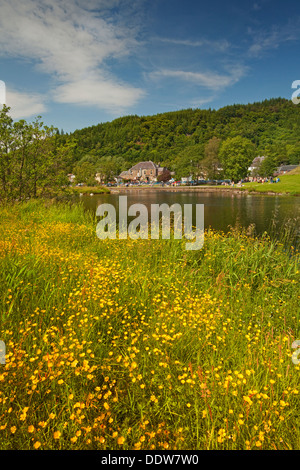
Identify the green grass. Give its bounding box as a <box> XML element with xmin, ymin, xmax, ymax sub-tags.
<box><xmin>0</xmin><ymin>200</ymin><xmax>299</xmax><ymax>450</ymax></box>
<box><xmin>69</xmin><ymin>185</ymin><xmax>110</xmax><ymax>195</ymax></box>
<box><xmin>242</xmin><ymin>167</ymin><xmax>300</xmax><ymax>195</ymax></box>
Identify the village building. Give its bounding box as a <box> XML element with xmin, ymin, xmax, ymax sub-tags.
<box><xmin>275</xmin><ymin>165</ymin><xmax>299</xmax><ymax>175</ymax></box>
<box><xmin>118</xmin><ymin>161</ymin><xmax>171</xmax><ymax>183</ymax></box>
<box><xmin>248</xmin><ymin>156</ymin><xmax>266</xmax><ymax>175</ymax></box>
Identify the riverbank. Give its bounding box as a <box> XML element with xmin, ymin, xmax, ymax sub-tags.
<box><xmin>110</xmin><ymin>167</ymin><xmax>300</xmax><ymax>196</ymax></box>
<box><xmin>109</xmin><ymin>185</ymin><xmax>294</xmax><ymax>196</ymax></box>
<box><xmin>70</xmin><ymin>185</ymin><xmax>110</xmax><ymax>195</ymax></box>
<box><xmin>0</xmin><ymin>200</ymin><xmax>299</xmax><ymax>450</ymax></box>
<box><xmin>241</xmin><ymin>170</ymin><xmax>300</xmax><ymax>196</ymax></box>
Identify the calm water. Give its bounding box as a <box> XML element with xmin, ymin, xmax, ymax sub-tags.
<box><xmin>80</xmin><ymin>189</ymin><xmax>300</xmax><ymax>246</ymax></box>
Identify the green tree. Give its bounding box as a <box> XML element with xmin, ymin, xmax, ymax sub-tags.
<box><xmin>286</xmin><ymin>143</ymin><xmax>300</xmax><ymax>165</ymax></box>
<box><xmin>0</xmin><ymin>107</ymin><xmax>74</xmax><ymax>199</ymax></box>
<box><xmin>201</xmin><ymin>136</ymin><xmax>222</xmax><ymax>179</ymax></box>
<box><xmin>13</xmin><ymin>119</ymin><xmax>35</xmax><ymax>198</ymax></box>
<box><xmin>74</xmin><ymin>161</ymin><xmax>97</xmax><ymax>186</ymax></box>
<box><xmin>0</xmin><ymin>105</ymin><xmax>14</xmax><ymax>197</ymax></box>
<box><xmin>219</xmin><ymin>136</ymin><xmax>256</xmax><ymax>182</ymax></box>
<box><xmin>41</xmin><ymin>139</ymin><xmax>76</xmax><ymax>194</ymax></box>
<box><xmin>258</xmin><ymin>155</ymin><xmax>278</xmax><ymax>177</ymax></box>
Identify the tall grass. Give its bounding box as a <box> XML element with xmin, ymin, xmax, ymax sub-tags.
<box><xmin>0</xmin><ymin>200</ymin><xmax>299</xmax><ymax>450</ymax></box>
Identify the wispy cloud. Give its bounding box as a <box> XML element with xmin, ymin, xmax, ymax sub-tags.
<box><xmin>53</xmin><ymin>75</ymin><xmax>144</xmax><ymax>113</ymax></box>
<box><xmin>189</xmin><ymin>96</ymin><xmax>216</xmax><ymax>107</ymax></box>
<box><xmin>152</xmin><ymin>36</ymin><xmax>230</xmax><ymax>52</ymax></box>
<box><xmin>252</xmin><ymin>2</ymin><xmax>262</xmax><ymax>11</ymax></box>
<box><xmin>149</xmin><ymin>64</ymin><xmax>247</xmax><ymax>91</ymax></box>
<box><xmin>0</xmin><ymin>0</ymin><xmax>145</xmax><ymax>114</ymax></box>
<box><xmin>6</xmin><ymin>88</ymin><xmax>47</xmax><ymax>119</ymax></box>
<box><xmin>247</xmin><ymin>18</ymin><xmax>300</xmax><ymax>57</ymax></box>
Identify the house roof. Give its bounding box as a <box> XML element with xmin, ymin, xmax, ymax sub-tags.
<box><xmin>277</xmin><ymin>165</ymin><xmax>298</xmax><ymax>172</ymax></box>
<box><xmin>119</xmin><ymin>170</ymin><xmax>131</xmax><ymax>179</ymax></box>
<box><xmin>157</xmin><ymin>167</ymin><xmax>169</xmax><ymax>172</ymax></box>
<box><xmin>119</xmin><ymin>161</ymin><xmax>170</xmax><ymax>179</ymax></box>
<box><xmin>130</xmin><ymin>161</ymin><xmax>158</xmax><ymax>171</ymax></box>
<box><xmin>250</xmin><ymin>156</ymin><xmax>266</xmax><ymax>167</ymax></box>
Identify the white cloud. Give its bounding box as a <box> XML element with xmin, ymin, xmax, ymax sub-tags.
<box><xmin>153</xmin><ymin>37</ymin><xmax>230</xmax><ymax>52</ymax></box>
<box><xmin>0</xmin><ymin>0</ymin><xmax>143</xmax><ymax>111</ymax></box>
<box><xmin>149</xmin><ymin>64</ymin><xmax>247</xmax><ymax>91</ymax></box>
<box><xmin>6</xmin><ymin>88</ymin><xmax>46</xmax><ymax>119</ymax></box>
<box><xmin>53</xmin><ymin>75</ymin><xmax>145</xmax><ymax>112</ymax></box>
<box><xmin>189</xmin><ymin>96</ymin><xmax>216</xmax><ymax>107</ymax></box>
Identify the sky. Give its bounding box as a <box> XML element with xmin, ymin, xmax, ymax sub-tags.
<box><xmin>0</xmin><ymin>0</ymin><xmax>299</xmax><ymax>133</ymax></box>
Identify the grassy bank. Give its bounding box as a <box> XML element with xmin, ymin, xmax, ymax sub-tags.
<box><xmin>110</xmin><ymin>167</ymin><xmax>300</xmax><ymax>196</ymax></box>
<box><xmin>0</xmin><ymin>200</ymin><xmax>299</xmax><ymax>450</ymax></box>
<box><xmin>70</xmin><ymin>185</ymin><xmax>110</xmax><ymax>195</ymax></box>
<box><xmin>242</xmin><ymin>167</ymin><xmax>300</xmax><ymax>195</ymax></box>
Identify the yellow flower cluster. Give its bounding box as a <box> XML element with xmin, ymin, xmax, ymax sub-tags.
<box><xmin>0</xmin><ymin>202</ymin><xmax>299</xmax><ymax>450</ymax></box>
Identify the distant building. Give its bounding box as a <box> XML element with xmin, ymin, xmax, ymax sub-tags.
<box><xmin>119</xmin><ymin>161</ymin><xmax>171</xmax><ymax>183</ymax></box>
<box><xmin>181</xmin><ymin>176</ymin><xmax>193</xmax><ymax>184</ymax></box>
<box><xmin>248</xmin><ymin>156</ymin><xmax>266</xmax><ymax>174</ymax></box>
<box><xmin>67</xmin><ymin>173</ymin><xmax>75</xmax><ymax>183</ymax></box>
<box><xmin>275</xmin><ymin>165</ymin><xmax>299</xmax><ymax>175</ymax></box>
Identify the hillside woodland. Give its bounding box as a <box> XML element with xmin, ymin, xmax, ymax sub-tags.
<box><xmin>61</xmin><ymin>97</ymin><xmax>300</xmax><ymax>183</ymax></box>
<box><xmin>1</xmin><ymin>97</ymin><xmax>300</xmax><ymax>199</ymax></box>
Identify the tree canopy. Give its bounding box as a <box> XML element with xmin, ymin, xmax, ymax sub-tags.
<box><xmin>219</xmin><ymin>136</ymin><xmax>256</xmax><ymax>182</ymax></box>
<box><xmin>2</xmin><ymin>97</ymin><xmax>300</xmax><ymax>195</ymax></box>
<box><xmin>0</xmin><ymin>105</ymin><xmax>75</xmax><ymax>200</ymax></box>
<box><xmin>59</xmin><ymin>97</ymin><xmax>300</xmax><ymax>182</ymax></box>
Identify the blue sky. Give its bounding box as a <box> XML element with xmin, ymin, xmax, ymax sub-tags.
<box><xmin>0</xmin><ymin>0</ymin><xmax>299</xmax><ymax>132</ymax></box>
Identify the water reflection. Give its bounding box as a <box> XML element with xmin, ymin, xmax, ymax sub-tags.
<box><xmin>79</xmin><ymin>190</ymin><xmax>300</xmax><ymax>246</ymax></box>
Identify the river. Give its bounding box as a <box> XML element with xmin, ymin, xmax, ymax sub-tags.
<box><xmin>79</xmin><ymin>189</ymin><xmax>300</xmax><ymax>247</ymax></box>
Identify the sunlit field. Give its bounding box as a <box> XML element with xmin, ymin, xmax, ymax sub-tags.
<box><xmin>0</xmin><ymin>200</ymin><xmax>299</xmax><ymax>450</ymax></box>
<box><xmin>242</xmin><ymin>166</ymin><xmax>300</xmax><ymax>195</ymax></box>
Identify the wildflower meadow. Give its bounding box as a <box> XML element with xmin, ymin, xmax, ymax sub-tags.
<box><xmin>0</xmin><ymin>200</ymin><xmax>299</xmax><ymax>450</ymax></box>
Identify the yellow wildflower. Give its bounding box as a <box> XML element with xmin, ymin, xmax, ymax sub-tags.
<box><xmin>53</xmin><ymin>431</ymin><xmax>61</xmax><ymax>439</ymax></box>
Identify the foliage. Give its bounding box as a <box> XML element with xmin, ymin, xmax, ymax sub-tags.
<box><xmin>0</xmin><ymin>106</ymin><xmax>75</xmax><ymax>200</ymax></box>
<box><xmin>257</xmin><ymin>155</ymin><xmax>279</xmax><ymax>178</ymax></box>
<box><xmin>201</xmin><ymin>137</ymin><xmax>222</xmax><ymax>179</ymax></box>
<box><xmin>0</xmin><ymin>201</ymin><xmax>299</xmax><ymax>449</ymax></box>
<box><xmin>57</xmin><ymin>97</ymin><xmax>300</xmax><ymax>181</ymax></box>
<box><xmin>219</xmin><ymin>136</ymin><xmax>256</xmax><ymax>182</ymax></box>
<box><xmin>2</xmin><ymin>97</ymin><xmax>300</xmax><ymax>189</ymax></box>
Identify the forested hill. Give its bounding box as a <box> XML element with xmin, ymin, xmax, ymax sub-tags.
<box><xmin>59</xmin><ymin>97</ymin><xmax>300</xmax><ymax>181</ymax></box>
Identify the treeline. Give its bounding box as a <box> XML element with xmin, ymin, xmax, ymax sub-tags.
<box><xmin>0</xmin><ymin>105</ymin><xmax>76</xmax><ymax>200</ymax></box>
<box><xmin>1</xmin><ymin>97</ymin><xmax>300</xmax><ymax>198</ymax></box>
<box><xmin>56</xmin><ymin>97</ymin><xmax>300</xmax><ymax>182</ymax></box>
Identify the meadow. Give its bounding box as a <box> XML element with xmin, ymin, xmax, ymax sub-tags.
<box><xmin>0</xmin><ymin>200</ymin><xmax>299</xmax><ymax>450</ymax></box>
<box><xmin>242</xmin><ymin>166</ymin><xmax>300</xmax><ymax>195</ymax></box>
